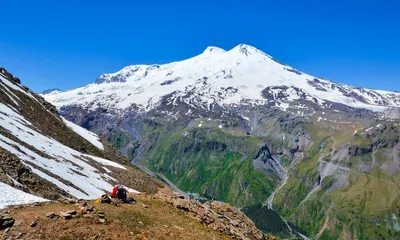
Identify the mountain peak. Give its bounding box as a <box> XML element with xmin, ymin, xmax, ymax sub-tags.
<box><xmin>203</xmin><ymin>46</ymin><xmax>226</xmax><ymax>54</ymax></box>
<box><xmin>39</xmin><ymin>88</ymin><xmax>62</xmax><ymax>95</ymax></box>
<box><xmin>231</xmin><ymin>44</ymin><xmax>264</xmax><ymax>56</ymax></box>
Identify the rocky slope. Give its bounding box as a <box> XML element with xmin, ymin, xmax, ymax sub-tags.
<box><xmin>41</xmin><ymin>45</ymin><xmax>400</xmax><ymax>239</ymax></box>
<box><xmin>0</xmin><ymin>189</ymin><xmax>274</xmax><ymax>240</ymax></box>
<box><xmin>0</xmin><ymin>66</ymin><xmax>162</xmax><ymax>203</ymax></box>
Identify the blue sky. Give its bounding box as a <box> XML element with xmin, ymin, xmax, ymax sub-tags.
<box><xmin>0</xmin><ymin>0</ymin><xmax>399</xmax><ymax>92</ymax></box>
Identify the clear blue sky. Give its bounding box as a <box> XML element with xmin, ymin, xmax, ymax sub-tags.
<box><xmin>0</xmin><ymin>0</ymin><xmax>399</xmax><ymax>92</ymax></box>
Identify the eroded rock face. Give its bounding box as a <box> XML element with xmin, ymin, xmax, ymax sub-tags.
<box><xmin>348</xmin><ymin>145</ymin><xmax>373</xmax><ymax>156</ymax></box>
<box><xmin>155</xmin><ymin>188</ymin><xmax>271</xmax><ymax>240</ymax></box>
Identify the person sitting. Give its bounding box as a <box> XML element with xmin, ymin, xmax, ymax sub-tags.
<box><xmin>117</xmin><ymin>185</ymin><xmax>127</xmax><ymax>202</ymax></box>
<box><xmin>110</xmin><ymin>185</ymin><xmax>119</xmax><ymax>198</ymax></box>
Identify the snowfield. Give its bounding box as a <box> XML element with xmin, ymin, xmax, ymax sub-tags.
<box><xmin>0</xmin><ymin>182</ymin><xmax>48</xmax><ymax>209</ymax></box>
<box><xmin>43</xmin><ymin>44</ymin><xmax>400</xmax><ymax>114</ymax></box>
<box><xmin>0</xmin><ymin>100</ymin><xmax>126</xmax><ymax>199</ymax></box>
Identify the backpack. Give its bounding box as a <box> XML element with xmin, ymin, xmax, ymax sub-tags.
<box><xmin>101</xmin><ymin>194</ymin><xmax>111</xmax><ymax>203</ymax></box>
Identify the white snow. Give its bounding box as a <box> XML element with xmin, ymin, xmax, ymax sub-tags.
<box><xmin>0</xmin><ymin>103</ymin><xmax>126</xmax><ymax>199</ymax></box>
<box><xmin>62</xmin><ymin>117</ymin><xmax>104</xmax><ymax>150</ymax></box>
<box><xmin>366</xmin><ymin>127</ymin><xmax>374</xmax><ymax>132</ymax></box>
<box><xmin>42</xmin><ymin>44</ymin><xmax>400</xmax><ymax>115</ymax></box>
<box><xmin>121</xmin><ymin>185</ymin><xmax>141</xmax><ymax>194</ymax></box>
<box><xmin>0</xmin><ymin>182</ymin><xmax>47</xmax><ymax>209</ymax></box>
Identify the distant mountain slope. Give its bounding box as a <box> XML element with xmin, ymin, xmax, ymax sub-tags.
<box><xmin>0</xmin><ymin>67</ymin><xmax>162</xmax><ymax>205</ymax></box>
<box><xmin>44</xmin><ymin>44</ymin><xmax>400</xmax><ymax>117</ymax></box>
<box><xmin>39</xmin><ymin>88</ymin><xmax>62</xmax><ymax>95</ymax></box>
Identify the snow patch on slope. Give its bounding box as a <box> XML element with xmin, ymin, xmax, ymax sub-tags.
<box><xmin>0</xmin><ymin>182</ymin><xmax>47</xmax><ymax>209</ymax></box>
<box><xmin>0</xmin><ymin>103</ymin><xmax>125</xmax><ymax>199</ymax></box>
<box><xmin>62</xmin><ymin>117</ymin><xmax>104</xmax><ymax>150</ymax></box>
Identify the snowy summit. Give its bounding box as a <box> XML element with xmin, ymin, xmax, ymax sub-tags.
<box><xmin>43</xmin><ymin>44</ymin><xmax>400</xmax><ymax>115</ymax></box>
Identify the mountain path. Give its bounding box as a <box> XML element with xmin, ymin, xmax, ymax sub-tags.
<box><xmin>314</xmin><ymin>216</ymin><xmax>329</xmax><ymax>240</ymax></box>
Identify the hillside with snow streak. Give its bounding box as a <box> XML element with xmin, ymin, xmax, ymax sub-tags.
<box><xmin>44</xmin><ymin>44</ymin><xmax>400</xmax><ymax>116</ymax></box>
<box><xmin>0</xmin><ymin>68</ymin><xmax>161</xmax><ymax>207</ymax></box>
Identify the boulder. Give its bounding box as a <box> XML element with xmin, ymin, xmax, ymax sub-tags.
<box><xmin>59</xmin><ymin>212</ymin><xmax>72</xmax><ymax>219</ymax></box>
<box><xmin>0</xmin><ymin>214</ymin><xmax>15</xmax><ymax>230</ymax></box>
<box><xmin>46</xmin><ymin>212</ymin><xmax>56</xmax><ymax>218</ymax></box>
<box><xmin>65</xmin><ymin>210</ymin><xmax>76</xmax><ymax>215</ymax></box>
<box><xmin>30</xmin><ymin>220</ymin><xmax>38</xmax><ymax>227</ymax></box>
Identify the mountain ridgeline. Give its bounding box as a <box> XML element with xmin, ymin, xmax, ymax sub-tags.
<box><xmin>43</xmin><ymin>44</ymin><xmax>400</xmax><ymax>239</ymax></box>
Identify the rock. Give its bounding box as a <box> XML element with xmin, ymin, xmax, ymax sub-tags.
<box><xmin>65</xmin><ymin>210</ymin><xmax>76</xmax><ymax>215</ymax></box>
<box><xmin>77</xmin><ymin>209</ymin><xmax>87</xmax><ymax>215</ymax></box>
<box><xmin>46</xmin><ymin>212</ymin><xmax>56</xmax><ymax>218</ymax></box>
<box><xmin>59</xmin><ymin>212</ymin><xmax>72</xmax><ymax>219</ymax></box>
<box><xmin>142</xmin><ymin>204</ymin><xmax>149</xmax><ymax>209</ymax></box>
<box><xmin>98</xmin><ymin>219</ymin><xmax>106</xmax><ymax>224</ymax></box>
<box><xmin>98</xmin><ymin>214</ymin><xmax>105</xmax><ymax>219</ymax></box>
<box><xmin>30</xmin><ymin>220</ymin><xmax>38</xmax><ymax>227</ymax></box>
<box><xmin>75</xmin><ymin>200</ymin><xmax>87</xmax><ymax>208</ymax></box>
<box><xmin>16</xmin><ymin>232</ymin><xmax>24</xmax><ymax>238</ymax></box>
<box><xmin>85</xmin><ymin>205</ymin><xmax>96</xmax><ymax>213</ymax></box>
<box><xmin>138</xmin><ymin>221</ymin><xmax>144</xmax><ymax>225</ymax></box>
<box><xmin>4</xmin><ymin>228</ymin><xmax>11</xmax><ymax>234</ymax></box>
<box><xmin>97</xmin><ymin>211</ymin><xmax>104</xmax><ymax>215</ymax></box>
<box><xmin>230</xmin><ymin>220</ymin><xmax>239</xmax><ymax>227</ymax></box>
<box><xmin>0</xmin><ymin>214</ymin><xmax>15</xmax><ymax>230</ymax></box>
<box><xmin>83</xmin><ymin>214</ymin><xmax>94</xmax><ymax>218</ymax></box>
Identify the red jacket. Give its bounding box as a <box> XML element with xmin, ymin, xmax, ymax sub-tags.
<box><xmin>111</xmin><ymin>186</ymin><xmax>119</xmax><ymax>198</ymax></box>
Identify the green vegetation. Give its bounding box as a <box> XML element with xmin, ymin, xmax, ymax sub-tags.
<box><xmin>143</xmin><ymin>125</ymin><xmax>276</xmax><ymax>208</ymax></box>
<box><xmin>106</xmin><ymin>116</ymin><xmax>400</xmax><ymax>239</ymax></box>
<box><xmin>104</xmin><ymin>130</ymin><xmax>131</xmax><ymax>150</ymax></box>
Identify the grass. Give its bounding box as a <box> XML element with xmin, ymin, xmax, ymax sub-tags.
<box><xmin>141</xmin><ymin>125</ymin><xmax>277</xmax><ymax>208</ymax></box>
<box><xmin>104</xmin><ymin>130</ymin><xmax>132</xmax><ymax>150</ymax></box>
<box><xmin>1</xmin><ymin>193</ymin><xmax>232</xmax><ymax>240</ymax></box>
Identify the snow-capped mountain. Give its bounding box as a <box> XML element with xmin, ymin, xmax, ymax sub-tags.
<box><xmin>44</xmin><ymin>44</ymin><xmax>400</xmax><ymax>116</ymax></box>
<box><xmin>39</xmin><ymin>88</ymin><xmax>62</xmax><ymax>95</ymax></box>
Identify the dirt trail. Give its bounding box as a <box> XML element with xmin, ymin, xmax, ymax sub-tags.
<box><xmin>314</xmin><ymin>216</ymin><xmax>329</xmax><ymax>240</ymax></box>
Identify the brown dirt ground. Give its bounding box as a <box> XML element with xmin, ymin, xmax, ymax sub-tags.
<box><xmin>0</xmin><ymin>193</ymin><xmax>232</xmax><ymax>240</ymax></box>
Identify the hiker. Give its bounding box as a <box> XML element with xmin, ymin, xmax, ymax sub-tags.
<box><xmin>110</xmin><ymin>184</ymin><xmax>135</xmax><ymax>204</ymax></box>
<box><xmin>117</xmin><ymin>185</ymin><xmax>127</xmax><ymax>202</ymax></box>
<box><xmin>111</xmin><ymin>185</ymin><xmax>119</xmax><ymax>198</ymax></box>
